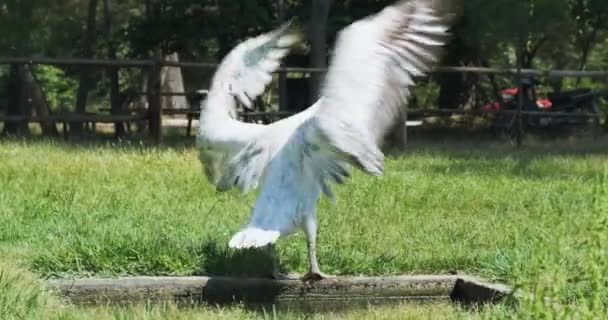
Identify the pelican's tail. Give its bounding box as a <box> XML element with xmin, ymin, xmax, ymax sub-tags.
<box><xmin>228</xmin><ymin>227</ymin><xmax>281</xmax><ymax>249</ymax></box>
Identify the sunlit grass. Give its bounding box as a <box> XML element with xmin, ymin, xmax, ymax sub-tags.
<box><xmin>0</xmin><ymin>137</ymin><xmax>607</xmax><ymax>318</ymax></box>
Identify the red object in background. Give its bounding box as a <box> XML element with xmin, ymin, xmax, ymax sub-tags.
<box><xmin>482</xmin><ymin>87</ymin><xmax>552</xmax><ymax>111</ymax></box>
<box><xmin>482</xmin><ymin>88</ymin><xmax>519</xmax><ymax>110</ymax></box>
<box><xmin>483</xmin><ymin>102</ymin><xmax>501</xmax><ymax>111</ymax></box>
<box><xmin>536</xmin><ymin>99</ymin><xmax>552</xmax><ymax>109</ymax></box>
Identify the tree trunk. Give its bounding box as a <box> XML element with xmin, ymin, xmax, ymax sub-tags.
<box><xmin>520</xmin><ymin>36</ymin><xmax>547</xmax><ymax>69</ymax></box>
<box><xmin>2</xmin><ymin>64</ymin><xmax>57</xmax><ymax>136</ymax></box>
<box><xmin>575</xmin><ymin>28</ymin><xmax>599</xmax><ymax>86</ymax></box>
<box><xmin>22</xmin><ymin>65</ymin><xmax>58</xmax><ymax>136</ymax></box>
<box><xmin>3</xmin><ymin>64</ymin><xmax>28</xmax><ymax>135</ymax></box>
<box><xmin>436</xmin><ymin>22</ymin><xmax>476</xmax><ymax>110</ymax></box>
<box><xmin>102</xmin><ymin>0</ymin><xmax>124</xmax><ymax>138</ymax></box>
<box><xmin>277</xmin><ymin>0</ymin><xmax>289</xmax><ymax>112</ymax></box>
<box><xmin>437</xmin><ymin>71</ymin><xmax>469</xmax><ymax>110</ymax></box>
<box><xmin>308</xmin><ymin>0</ymin><xmax>332</xmax><ymax>103</ymax></box>
<box><xmin>73</xmin><ymin>0</ymin><xmax>99</xmax><ymax>136</ymax></box>
<box><xmin>160</xmin><ymin>52</ymin><xmax>189</xmax><ymax>111</ymax></box>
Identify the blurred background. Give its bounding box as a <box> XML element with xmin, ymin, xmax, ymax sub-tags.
<box><xmin>0</xmin><ymin>0</ymin><xmax>607</xmax><ymax>144</ymax></box>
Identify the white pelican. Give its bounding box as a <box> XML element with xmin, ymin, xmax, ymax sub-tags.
<box><xmin>197</xmin><ymin>0</ymin><xmax>451</xmax><ymax>280</ymax></box>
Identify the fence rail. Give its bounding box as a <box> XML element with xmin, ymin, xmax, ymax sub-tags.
<box><xmin>0</xmin><ymin>56</ymin><xmax>605</xmax><ymax>144</ymax></box>
<box><xmin>2</xmin><ymin>57</ymin><xmax>608</xmax><ymax>78</ymax></box>
<box><xmin>0</xmin><ymin>114</ymin><xmax>147</xmax><ymax>122</ymax></box>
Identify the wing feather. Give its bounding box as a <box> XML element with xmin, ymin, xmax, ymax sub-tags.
<box><xmin>198</xmin><ymin>20</ymin><xmax>302</xmax><ymax>189</ymax></box>
<box><xmin>207</xmin><ymin>19</ymin><xmax>302</xmax><ymax>114</ymax></box>
<box><xmin>230</xmin><ymin>0</ymin><xmax>454</xmax><ymax>246</ymax></box>
<box><xmin>312</xmin><ymin>0</ymin><xmax>451</xmax><ymax>177</ymax></box>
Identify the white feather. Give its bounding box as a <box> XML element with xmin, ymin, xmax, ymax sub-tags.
<box><xmin>202</xmin><ymin>0</ymin><xmax>453</xmax><ymax>273</ymax></box>
<box><xmin>196</xmin><ymin>20</ymin><xmax>302</xmax><ymax>187</ymax></box>
<box><xmin>229</xmin><ymin>227</ymin><xmax>281</xmax><ymax>249</ymax></box>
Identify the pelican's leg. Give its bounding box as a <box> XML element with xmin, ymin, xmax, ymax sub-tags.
<box><xmin>265</xmin><ymin>244</ymin><xmax>299</xmax><ymax>280</ymax></box>
<box><xmin>301</xmin><ymin>214</ymin><xmax>335</xmax><ymax>281</ymax></box>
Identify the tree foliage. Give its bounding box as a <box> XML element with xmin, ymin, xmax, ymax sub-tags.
<box><xmin>0</xmin><ymin>0</ymin><xmax>607</xmax><ymax>116</ymax></box>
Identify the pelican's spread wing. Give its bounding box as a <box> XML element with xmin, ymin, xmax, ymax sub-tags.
<box><xmin>313</xmin><ymin>0</ymin><xmax>450</xmax><ymax>176</ymax></box>
<box><xmin>208</xmin><ymin>19</ymin><xmax>302</xmax><ymax>112</ymax></box>
<box><xmin>198</xmin><ymin>20</ymin><xmax>302</xmax><ymax>187</ymax></box>
<box><xmin>230</xmin><ymin>0</ymin><xmax>452</xmax><ymax>248</ymax></box>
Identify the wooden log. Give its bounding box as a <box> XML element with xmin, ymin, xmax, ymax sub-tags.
<box><xmin>46</xmin><ymin>275</ymin><xmax>510</xmax><ymax>309</ymax></box>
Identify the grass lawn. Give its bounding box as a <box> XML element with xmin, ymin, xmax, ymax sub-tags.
<box><xmin>0</xmin><ymin>136</ymin><xmax>607</xmax><ymax>319</ymax></box>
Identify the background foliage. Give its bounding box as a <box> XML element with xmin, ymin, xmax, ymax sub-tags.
<box><xmin>0</xmin><ymin>0</ymin><xmax>607</xmax><ymax>113</ymax></box>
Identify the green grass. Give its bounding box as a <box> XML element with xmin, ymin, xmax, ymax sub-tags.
<box><xmin>0</xmin><ymin>136</ymin><xmax>607</xmax><ymax>319</ymax></box>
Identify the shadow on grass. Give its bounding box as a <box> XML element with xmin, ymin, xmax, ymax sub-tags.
<box><xmin>0</xmin><ymin>128</ymin><xmax>196</xmax><ymax>152</ymax></box>
<box><xmin>3</xmin><ymin>126</ymin><xmax>608</xmax><ymax>157</ymax></box>
<box><xmin>4</xmin><ymin>128</ymin><xmax>606</xmax><ymax>184</ymax></box>
<box><xmin>193</xmin><ymin>241</ymin><xmax>284</xmax><ymax>278</ymax></box>
<box><xmin>383</xmin><ymin>128</ymin><xmax>608</xmax><ymax>181</ymax></box>
<box><xmin>31</xmin><ymin>238</ymin><xmax>289</xmax><ymax>279</ymax></box>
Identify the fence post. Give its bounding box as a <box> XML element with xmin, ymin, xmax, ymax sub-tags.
<box><xmin>592</xmin><ymin>95</ymin><xmax>601</xmax><ymax>139</ymax></box>
<box><xmin>278</xmin><ymin>70</ymin><xmax>288</xmax><ymax>111</ymax></box>
<box><xmin>515</xmin><ymin>36</ymin><xmax>524</xmax><ymax>147</ymax></box>
<box><xmin>148</xmin><ymin>55</ymin><xmax>162</xmax><ymax>145</ymax></box>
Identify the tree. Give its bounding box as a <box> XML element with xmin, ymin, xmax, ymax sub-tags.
<box><xmin>463</xmin><ymin>0</ymin><xmax>571</xmax><ymax>68</ymax></box>
<box><xmin>102</xmin><ymin>0</ymin><xmax>125</xmax><ymax>138</ymax></box>
<box><xmin>21</xmin><ymin>65</ymin><xmax>59</xmax><ymax>136</ymax></box>
<box><xmin>569</xmin><ymin>0</ymin><xmax>608</xmax><ymax>84</ymax></box>
<box><xmin>431</xmin><ymin>0</ymin><xmax>577</xmax><ymax>111</ymax></box>
<box><xmin>436</xmin><ymin>18</ymin><xmax>481</xmax><ymax>110</ymax></box>
<box><xmin>3</xmin><ymin>64</ymin><xmax>27</xmax><ymax>135</ymax></box>
<box><xmin>160</xmin><ymin>52</ymin><xmax>189</xmax><ymax>111</ymax></box>
<box><xmin>0</xmin><ymin>0</ymin><xmax>65</xmax><ymax>136</ymax></box>
<box><xmin>1</xmin><ymin>0</ymin><xmax>607</xmax><ymax>138</ymax></box>
<box><xmin>308</xmin><ymin>0</ymin><xmax>332</xmax><ymax>101</ymax></box>
<box><xmin>73</xmin><ymin>0</ymin><xmax>99</xmax><ymax>136</ymax></box>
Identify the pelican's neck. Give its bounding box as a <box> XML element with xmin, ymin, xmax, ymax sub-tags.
<box><xmin>199</xmin><ymin>90</ymin><xmax>237</xmax><ymax>124</ymax></box>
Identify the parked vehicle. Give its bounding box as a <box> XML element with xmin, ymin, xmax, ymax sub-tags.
<box><xmin>482</xmin><ymin>77</ymin><xmax>605</xmax><ymax>134</ymax></box>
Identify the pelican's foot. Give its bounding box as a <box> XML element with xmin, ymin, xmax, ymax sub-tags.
<box><xmin>301</xmin><ymin>271</ymin><xmax>336</xmax><ymax>282</ymax></box>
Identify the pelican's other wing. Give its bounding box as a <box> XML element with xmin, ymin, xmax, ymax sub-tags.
<box><xmin>208</xmin><ymin>19</ymin><xmax>302</xmax><ymax>112</ymax></box>
<box><xmin>198</xmin><ymin>20</ymin><xmax>302</xmax><ymax>187</ymax></box>
<box><xmin>313</xmin><ymin>0</ymin><xmax>451</xmax><ymax>176</ymax></box>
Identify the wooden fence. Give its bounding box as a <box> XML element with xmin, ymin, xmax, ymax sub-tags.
<box><xmin>0</xmin><ymin>56</ymin><xmax>607</xmax><ymax>145</ymax></box>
